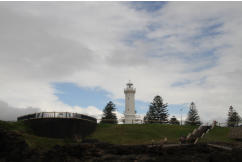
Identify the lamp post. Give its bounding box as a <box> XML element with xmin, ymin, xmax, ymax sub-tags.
<box><xmin>180</xmin><ymin>108</ymin><xmax>183</xmax><ymax>125</ymax></box>
<box><xmin>180</xmin><ymin>103</ymin><xmax>188</xmax><ymax>126</ymax></box>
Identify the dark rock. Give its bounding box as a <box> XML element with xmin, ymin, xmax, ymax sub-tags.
<box><xmin>1</xmin><ymin>128</ymin><xmax>242</xmax><ymax>162</ymax></box>
<box><xmin>0</xmin><ymin>128</ymin><xmax>31</xmax><ymax>161</ymax></box>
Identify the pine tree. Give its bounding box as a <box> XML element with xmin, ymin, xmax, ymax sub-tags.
<box><xmin>144</xmin><ymin>95</ymin><xmax>169</xmax><ymax>123</ymax></box>
<box><xmin>227</xmin><ymin>106</ymin><xmax>241</xmax><ymax>127</ymax></box>
<box><xmin>170</xmin><ymin>116</ymin><xmax>180</xmax><ymax>125</ymax></box>
<box><xmin>233</xmin><ymin>112</ymin><xmax>241</xmax><ymax>126</ymax></box>
<box><xmin>100</xmin><ymin>101</ymin><xmax>118</xmax><ymax>124</ymax></box>
<box><xmin>227</xmin><ymin>106</ymin><xmax>234</xmax><ymax>127</ymax></box>
<box><xmin>185</xmin><ymin>102</ymin><xmax>201</xmax><ymax>126</ymax></box>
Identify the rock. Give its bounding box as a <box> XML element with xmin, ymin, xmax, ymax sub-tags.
<box><xmin>0</xmin><ymin>128</ymin><xmax>38</xmax><ymax>162</ymax></box>
<box><xmin>1</xmin><ymin>128</ymin><xmax>242</xmax><ymax>161</ymax></box>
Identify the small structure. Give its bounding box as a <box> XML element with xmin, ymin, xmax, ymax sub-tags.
<box><xmin>124</xmin><ymin>81</ymin><xmax>136</xmax><ymax>124</ymax></box>
<box><xmin>17</xmin><ymin>112</ymin><xmax>97</xmax><ymax>138</ymax></box>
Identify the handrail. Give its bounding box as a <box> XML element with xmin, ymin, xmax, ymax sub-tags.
<box><xmin>17</xmin><ymin>112</ymin><xmax>97</xmax><ymax>123</ymax></box>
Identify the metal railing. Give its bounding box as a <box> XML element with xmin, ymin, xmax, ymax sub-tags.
<box><xmin>97</xmin><ymin>118</ymin><xmax>144</xmax><ymax>124</ymax></box>
<box><xmin>17</xmin><ymin>112</ymin><xmax>97</xmax><ymax>123</ymax></box>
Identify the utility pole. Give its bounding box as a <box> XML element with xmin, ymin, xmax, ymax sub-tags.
<box><xmin>180</xmin><ymin>103</ymin><xmax>188</xmax><ymax>126</ymax></box>
<box><xmin>180</xmin><ymin>108</ymin><xmax>183</xmax><ymax>125</ymax></box>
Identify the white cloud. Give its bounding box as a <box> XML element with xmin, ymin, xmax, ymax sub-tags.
<box><xmin>0</xmin><ymin>99</ymin><xmax>104</xmax><ymax>121</ymax></box>
<box><xmin>0</xmin><ymin>100</ymin><xmax>40</xmax><ymax>121</ymax></box>
<box><xmin>0</xmin><ymin>2</ymin><xmax>241</xmax><ymax>123</ymax></box>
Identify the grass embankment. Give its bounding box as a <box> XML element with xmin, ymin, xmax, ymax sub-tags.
<box><xmin>0</xmin><ymin>120</ymin><xmax>74</xmax><ymax>151</ymax></box>
<box><xmin>89</xmin><ymin>124</ymin><xmax>196</xmax><ymax>145</ymax></box>
<box><xmin>1</xmin><ymin>120</ymin><xmax>237</xmax><ymax>149</ymax></box>
<box><xmin>200</xmin><ymin>126</ymin><xmax>233</xmax><ymax>143</ymax></box>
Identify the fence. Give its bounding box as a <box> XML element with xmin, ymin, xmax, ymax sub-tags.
<box><xmin>97</xmin><ymin>118</ymin><xmax>144</xmax><ymax>124</ymax></box>
<box><xmin>17</xmin><ymin>112</ymin><xmax>97</xmax><ymax>123</ymax></box>
<box><xmin>95</xmin><ymin>119</ymin><xmax>237</xmax><ymax>126</ymax></box>
<box><xmin>97</xmin><ymin>119</ymin><xmax>176</xmax><ymax>124</ymax></box>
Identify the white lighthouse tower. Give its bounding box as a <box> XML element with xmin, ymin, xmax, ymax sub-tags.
<box><xmin>124</xmin><ymin>81</ymin><xmax>136</xmax><ymax>124</ymax></box>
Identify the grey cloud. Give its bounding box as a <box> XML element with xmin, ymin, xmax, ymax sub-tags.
<box><xmin>0</xmin><ymin>100</ymin><xmax>40</xmax><ymax>121</ymax></box>
<box><xmin>0</xmin><ymin>2</ymin><xmax>242</xmax><ymax>122</ymax></box>
<box><xmin>0</xmin><ymin>2</ymin><xmax>150</xmax><ymax>80</ymax></box>
<box><xmin>0</xmin><ymin>4</ymin><xmax>95</xmax><ymax>80</ymax></box>
<box><xmin>106</xmin><ymin>48</ymin><xmax>149</xmax><ymax>67</ymax></box>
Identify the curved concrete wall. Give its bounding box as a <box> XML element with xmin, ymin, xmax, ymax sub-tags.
<box><xmin>24</xmin><ymin>118</ymin><xmax>97</xmax><ymax>139</ymax></box>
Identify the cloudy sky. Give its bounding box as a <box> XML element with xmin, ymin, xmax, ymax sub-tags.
<box><xmin>0</xmin><ymin>2</ymin><xmax>241</xmax><ymax>123</ymax></box>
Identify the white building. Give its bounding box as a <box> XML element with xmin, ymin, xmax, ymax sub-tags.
<box><xmin>124</xmin><ymin>81</ymin><xmax>136</xmax><ymax>124</ymax></box>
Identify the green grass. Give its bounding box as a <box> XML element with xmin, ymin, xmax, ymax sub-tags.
<box><xmin>0</xmin><ymin>120</ymin><xmax>32</xmax><ymax>133</ymax></box>
<box><xmin>1</xmin><ymin>120</ymin><xmax>238</xmax><ymax>149</ymax></box>
<box><xmin>89</xmin><ymin>124</ymin><xmax>197</xmax><ymax>145</ymax></box>
<box><xmin>200</xmin><ymin>126</ymin><xmax>234</xmax><ymax>143</ymax></box>
<box><xmin>22</xmin><ymin>133</ymin><xmax>75</xmax><ymax>151</ymax></box>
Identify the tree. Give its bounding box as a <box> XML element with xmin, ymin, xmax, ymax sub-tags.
<box><xmin>100</xmin><ymin>101</ymin><xmax>118</xmax><ymax>124</ymax></box>
<box><xmin>170</xmin><ymin>116</ymin><xmax>180</xmax><ymax>125</ymax></box>
<box><xmin>185</xmin><ymin>102</ymin><xmax>201</xmax><ymax>126</ymax></box>
<box><xmin>144</xmin><ymin>95</ymin><xmax>169</xmax><ymax>123</ymax></box>
<box><xmin>227</xmin><ymin>106</ymin><xmax>241</xmax><ymax>127</ymax></box>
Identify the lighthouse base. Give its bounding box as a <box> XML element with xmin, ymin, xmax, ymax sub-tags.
<box><xmin>124</xmin><ymin>114</ymin><xmax>136</xmax><ymax>124</ymax></box>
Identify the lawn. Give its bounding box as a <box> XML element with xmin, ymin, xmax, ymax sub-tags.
<box><xmin>89</xmin><ymin>124</ymin><xmax>197</xmax><ymax>145</ymax></box>
<box><xmin>0</xmin><ymin>120</ymin><xmax>31</xmax><ymax>133</ymax></box>
<box><xmin>1</xmin><ymin>120</ymin><xmax>237</xmax><ymax>149</ymax></box>
<box><xmin>199</xmin><ymin>126</ymin><xmax>234</xmax><ymax>143</ymax></box>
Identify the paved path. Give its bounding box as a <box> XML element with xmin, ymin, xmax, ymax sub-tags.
<box><xmin>208</xmin><ymin>144</ymin><xmax>232</xmax><ymax>151</ymax></box>
<box><xmin>149</xmin><ymin>143</ymin><xmax>233</xmax><ymax>151</ymax></box>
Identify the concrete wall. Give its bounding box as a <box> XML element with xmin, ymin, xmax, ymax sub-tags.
<box><xmin>24</xmin><ymin>118</ymin><xmax>97</xmax><ymax>139</ymax></box>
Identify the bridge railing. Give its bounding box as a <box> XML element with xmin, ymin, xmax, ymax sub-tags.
<box><xmin>17</xmin><ymin>112</ymin><xmax>97</xmax><ymax>123</ymax></box>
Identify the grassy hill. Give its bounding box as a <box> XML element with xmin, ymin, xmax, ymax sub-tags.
<box><xmin>199</xmin><ymin>126</ymin><xmax>234</xmax><ymax>143</ymax></box>
<box><xmin>89</xmin><ymin>124</ymin><xmax>196</xmax><ymax>145</ymax></box>
<box><xmin>0</xmin><ymin>120</ymin><xmax>236</xmax><ymax>149</ymax></box>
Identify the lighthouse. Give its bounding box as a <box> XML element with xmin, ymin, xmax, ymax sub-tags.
<box><xmin>124</xmin><ymin>81</ymin><xmax>136</xmax><ymax>124</ymax></box>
